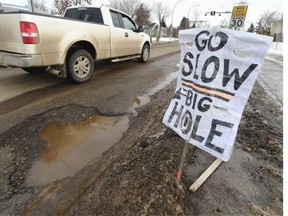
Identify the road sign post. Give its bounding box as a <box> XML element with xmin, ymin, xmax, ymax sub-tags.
<box><xmin>229</xmin><ymin>6</ymin><xmax>248</xmax><ymax>29</ymax></box>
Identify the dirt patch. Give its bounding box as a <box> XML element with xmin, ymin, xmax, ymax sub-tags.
<box><xmin>0</xmin><ymin>79</ymin><xmax>283</xmax><ymax>215</ymax></box>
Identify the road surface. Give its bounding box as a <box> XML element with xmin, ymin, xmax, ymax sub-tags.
<box><xmin>0</xmin><ymin>42</ymin><xmax>283</xmax><ymax>216</ymax></box>
<box><xmin>0</xmin><ymin>42</ymin><xmax>180</xmax><ymax>134</ymax></box>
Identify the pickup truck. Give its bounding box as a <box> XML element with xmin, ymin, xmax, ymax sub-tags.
<box><xmin>0</xmin><ymin>4</ymin><xmax>151</xmax><ymax>83</ymax></box>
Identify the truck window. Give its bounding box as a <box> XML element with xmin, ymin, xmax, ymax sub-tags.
<box><xmin>110</xmin><ymin>11</ymin><xmax>121</xmax><ymax>28</ymax></box>
<box><xmin>0</xmin><ymin>1</ymin><xmax>31</xmax><ymax>12</ymax></box>
<box><xmin>110</xmin><ymin>10</ymin><xmax>137</xmax><ymax>31</ymax></box>
<box><xmin>121</xmin><ymin>15</ymin><xmax>136</xmax><ymax>31</ymax></box>
<box><xmin>65</xmin><ymin>8</ymin><xmax>104</xmax><ymax>24</ymax></box>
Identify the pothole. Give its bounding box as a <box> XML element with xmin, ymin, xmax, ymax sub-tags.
<box><xmin>25</xmin><ymin>114</ymin><xmax>129</xmax><ymax>186</ymax></box>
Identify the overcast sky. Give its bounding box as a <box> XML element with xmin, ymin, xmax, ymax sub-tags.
<box><xmin>1</xmin><ymin>0</ymin><xmax>283</xmax><ymax>29</ymax></box>
<box><xmin>95</xmin><ymin>0</ymin><xmax>283</xmax><ymax>29</ymax></box>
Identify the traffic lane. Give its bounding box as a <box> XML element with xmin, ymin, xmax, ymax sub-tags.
<box><xmin>150</xmin><ymin>42</ymin><xmax>180</xmax><ymax>59</ymax></box>
<box><xmin>0</xmin><ymin>42</ymin><xmax>180</xmax><ymax>103</ymax></box>
<box><xmin>0</xmin><ymin>67</ymin><xmax>65</xmax><ymax>102</ymax></box>
<box><xmin>258</xmin><ymin>59</ymin><xmax>283</xmax><ymax>104</ymax></box>
<box><xmin>0</xmin><ymin>49</ymin><xmax>180</xmax><ymax>116</ymax></box>
<box><xmin>0</xmin><ymin>53</ymin><xmax>180</xmax><ymax>134</ymax></box>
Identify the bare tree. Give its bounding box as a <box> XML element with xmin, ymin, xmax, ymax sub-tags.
<box><xmin>191</xmin><ymin>8</ymin><xmax>201</xmax><ymax>22</ymax></box>
<box><xmin>237</xmin><ymin>0</ymin><xmax>248</xmax><ymax>5</ymax></box>
<box><xmin>219</xmin><ymin>17</ymin><xmax>229</xmax><ymax>28</ymax></box>
<box><xmin>134</xmin><ymin>3</ymin><xmax>151</xmax><ymax>26</ymax></box>
<box><xmin>187</xmin><ymin>7</ymin><xmax>201</xmax><ymax>28</ymax></box>
<box><xmin>108</xmin><ymin>0</ymin><xmax>142</xmax><ymax>19</ymax></box>
<box><xmin>167</xmin><ymin>26</ymin><xmax>178</xmax><ymax>37</ymax></box>
<box><xmin>54</xmin><ymin>0</ymin><xmax>92</xmax><ymax>14</ymax></box>
<box><xmin>152</xmin><ymin>2</ymin><xmax>170</xmax><ymax>41</ymax></box>
<box><xmin>256</xmin><ymin>10</ymin><xmax>281</xmax><ymax>35</ymax></box>
<box><xmin>33</xmin><ymin>0</ymin><xmax>48</xmax><ymax>12</ymax></box>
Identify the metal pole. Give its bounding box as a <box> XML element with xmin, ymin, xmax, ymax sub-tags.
<box><xmin>30</xmin><ymin>0</ymin><xmax>34</xmax><ymax>12</ymax></box>
<box><xmin>170</xmin><ymin>0</ymin><xmax>183</xmax><ymax>40</ymax></box>
<box><xmin>275</xmin><ymin>25</ymin><xmax>279</xmax><ymax>50</ymax></box>
<box><xmin>186</xmin><ymin>5</ymin><xmax>199</xmax><ymax>29</ymax></box>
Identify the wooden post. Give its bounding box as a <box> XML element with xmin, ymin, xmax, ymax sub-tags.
<box><xmin>189</xmin><ymin>158</ymin><xmax>222</xmax><ymax>192</ymax></box>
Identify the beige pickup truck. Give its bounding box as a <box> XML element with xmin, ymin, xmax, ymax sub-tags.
<box><xmin>0</xmin><ymin>4</ymin><xmax>151</xmax><ymax>83</ymax></box>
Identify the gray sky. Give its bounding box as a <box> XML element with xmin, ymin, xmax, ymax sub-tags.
<box><xmin>94</xmin><ymin>0</ymin><xmax>283</xmax><ymax>29</ymax></box>
<box><xmin>1</xmin><ymin>0</ymin><xmax>283</xmax><ymax>29</ymax></box>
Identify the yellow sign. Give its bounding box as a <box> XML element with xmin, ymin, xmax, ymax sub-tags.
<box><xmin>232</xmin><ymin>6</ymin><xmax>248</xmax><ymax>17</ymax></box>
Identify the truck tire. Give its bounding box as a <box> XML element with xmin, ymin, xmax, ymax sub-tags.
<box><xmin>67</xmin><ymin>49</ymin><xmax>94</xmax><ymax>83</ymax></box>
<box><xmin>21</xmin><ymin>66</ymin><xmax>48</xmax><ymax>73</ymax></box>
<box><xmin>139</xmin><ymin>44</ymin><xmax>150</xmax><ymax>63</ymax></box>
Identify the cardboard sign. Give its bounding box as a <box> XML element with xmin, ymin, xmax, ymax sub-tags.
<box><xmin>163</xmin><ymin>28</ymin><xmax>272</xmax><ymax>161</ymax></box>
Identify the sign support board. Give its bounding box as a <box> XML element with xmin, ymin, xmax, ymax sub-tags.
<box><xmin>189</xmin><ymin>158</ymin><xmax>222</xmax><ymax>192</ymax></box>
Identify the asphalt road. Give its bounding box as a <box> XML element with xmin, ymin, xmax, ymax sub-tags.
<box><xmin>0</xmin><ymin>41</ymin><xmax>283</xmax><ymax>216</ymax></box>
<box><xmin>0</xmin><ymin>43</ymin><xmax>283</xmax><ymax>135</ymax></box>
<box><xmin>0</xmin><ymin>42</ymin><xmax>180</xmax><ymax>134</ymax></box>
<box><xmin>258</xmin><ymin>59</ymin><xmax>283</xmax><ymax>105</ymax></box>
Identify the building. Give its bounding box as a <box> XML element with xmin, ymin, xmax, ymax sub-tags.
<box><xmin>271</xmin><ymin>18</ymin><xmax>283</xmax><ymax>42</ymax></box>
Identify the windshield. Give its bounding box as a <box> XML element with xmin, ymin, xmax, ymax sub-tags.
<box><xmin>0</xmin><ymin>0</ymin><xmax>32</xmax><ymax>11</ymax></box>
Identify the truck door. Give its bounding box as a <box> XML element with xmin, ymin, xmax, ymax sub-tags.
<box><xmin>109</xmin><ymin>10</ymin><xmax>143</xmax><ymax>57</ymax></box>
<box><xmin>120</xmin><ymin>13</ymin><xmax>143</xmax><ymax>55</ymax></box>
<box><xmin>110</xmin><ymin>10</ymin><xmax>128</xmax><ymax>57</ymax></box>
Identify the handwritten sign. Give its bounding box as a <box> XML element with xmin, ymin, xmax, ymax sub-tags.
<box><xmin>163</xmin><ymin>28</ymin><xmax>272</xmax><ymax>161</ymax></box>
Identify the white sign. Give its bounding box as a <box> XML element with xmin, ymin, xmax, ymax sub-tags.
<box><xmin>163</xmin><ymin>28</ymin><xmax>272</xmax><ymax>161</ymax></box>
<box><xmin>229</xmin><ymin>17</ymin><xmax>245</xmax><ymax>28</ymax></box>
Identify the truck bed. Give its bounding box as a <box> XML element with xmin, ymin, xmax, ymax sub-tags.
<box><xmin>0</xmin><ymin>11</ymin><xmax>111</xmax><ymax>66</ymax></box>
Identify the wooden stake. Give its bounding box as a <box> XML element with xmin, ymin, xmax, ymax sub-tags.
<box><xmin>189</xmin><ymin>158</ymin><xmax>222</xmax><ymax>192</ymax></box>
<box><xmin>175</xmin><ymin>142</ymin><xmax>189</xmax><ymax>189</ymax></box>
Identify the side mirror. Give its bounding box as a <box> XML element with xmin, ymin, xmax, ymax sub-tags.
<box><xmin>137</xmin><ymin>26</ymin><xmax>144</xmax><ymax>32</ymax></box>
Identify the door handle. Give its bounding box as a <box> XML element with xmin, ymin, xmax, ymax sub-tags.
<box><xmin>125</xmin><ymin>32</ymin><xmax>129</xmax><ymax>37</ymax></box>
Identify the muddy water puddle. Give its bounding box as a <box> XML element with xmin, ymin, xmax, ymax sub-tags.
<box><xmin>128</xmin><ymin>95</ymin><xmax>150</xmax><ymax>116</ymax></box>
<box><xmin>26</xmin><ymin>115</ymin><xmax>129</xmax><ymax>186</ymax></box>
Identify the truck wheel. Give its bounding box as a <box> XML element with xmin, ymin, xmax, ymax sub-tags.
<box><xmin>139</xmin><ymin>44</ymin><xmax>150</xmax><ymax>63</ymax></box>
<box><xmin>67</xmin><ymin>49</ymin><xmax>94</xmax><ymax>83</ymax></box>
<box><xmin>21</xmin><ymin>66</ymin><xmax>48</xmax><ymax>73</ymax></box>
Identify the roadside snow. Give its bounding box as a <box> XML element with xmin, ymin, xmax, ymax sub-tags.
<box><xmin>270</xmin><ymin>42</ymin><xmax>283</xmax><ymax>52</ymax></box>
<box><xmin>154</xmin><ymin>37</ymin><xmax>283</xmax><ymax>64</ymax></box>
<box><xmin>267</xmin><ymin>42</ymin><xmax>283</xmax><ymax>65</ymax></box>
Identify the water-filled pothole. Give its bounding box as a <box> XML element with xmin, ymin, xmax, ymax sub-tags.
<box><xmin>25</xmin><ymin>115</ymin><xmax>129</xmax><ymax>186</ymax></box>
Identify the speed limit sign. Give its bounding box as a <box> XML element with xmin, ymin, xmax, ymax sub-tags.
<box><xmin>229</xmin><ymin>6</ymin><xmax>248</xmax><ymax>29</ymax></box>
<box><xmin>229</xmin><ymin>17</ymin><xmax>245</xmax><ymax>28</ymax></box>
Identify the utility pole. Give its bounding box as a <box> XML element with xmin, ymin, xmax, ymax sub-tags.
<box><xmin>30</xmin><ymin>0</ymin><xmax>34</xmax><ymax>12</ymax></box>
<box><xmin>170</xmin><ymin>0</ymin><xmax>183</xmax><ymax>40</ymax></box>
<box><xmin>186</xmin><ymin>5</ymin><xmax>199</xmax><ymax>29</ymax></box>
